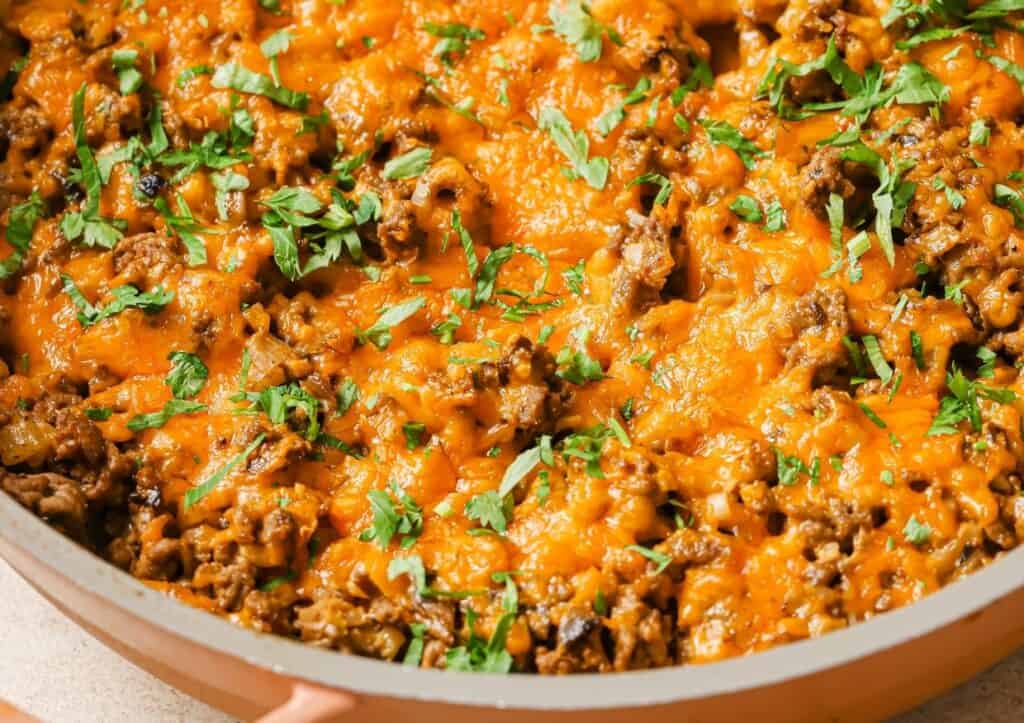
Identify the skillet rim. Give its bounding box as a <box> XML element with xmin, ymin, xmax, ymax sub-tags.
<box><xmin>2</xmin><ymin>490</ymin><xmax>1023</xmax><ymax>711</ymax></box>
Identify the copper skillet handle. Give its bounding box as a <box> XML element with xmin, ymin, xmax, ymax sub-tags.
<box><xmin>0</xmin><ymin>699</ymin><xmax>41</xmax><ymax>723</ymax></box>
<box><xmin>254</xmin><ymin>683</ymin><xmax>357</xmax><ymax>723</ymax></box>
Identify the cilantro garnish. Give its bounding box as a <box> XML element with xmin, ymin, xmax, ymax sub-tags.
<box><xmin>159</xmin><ymin>129</ymin><xmax>251</xmax><ymax>183</ymax></box>
<box><xmin>730</xmin><ymin>194</ymin><xmax>762</xmax><ymax>222</ymax></box>
<box><xmin>404</xmin><ymin>623</ymin><xmax>426</xmax><ymax>667</ymax></box>
<box><xmin>499</xmin><ymin>439</ymin><xmax>550</xmax><ymax>497</ymax></box>
<box><xmin>561</xmin><ymin>423</ymin><xmax>614</xmax><ymax>477</ymax></box>
<box><xmin>994</xmin><ymin>183</ymin><xmax>1024</xmax><ymax>227</ymax></box>
<box><xmin>85</xmin><ymin>407</ymin><xmax>113</xmax><ymax>421</ymax></box>
<box><xmin>177</xmin><ymin>64</ymin><xmax>213</xmax><ymax>88</ymax></box>
<box><xmin>839</xmin><ymin>142</ymin><xmax>916</xmax><ymax>266</ymax></box>
<box><xmin>336</xmin><ymin>379</ymin><xmax>360</xmax><ymax>416</ymax></box>
<box><xmin>555</xmin><ymin>339</ymin><xmax>604</xmax><ymax>384</ymax></box>
<box><xmin>596</xmin><ymin>77</ymin><xmax>650</xmax><ymax>136</ymax></box>
<box><xmin>260</xmin><ymin>29</ymin><xmax>293</xmax><ymax>85</ymax></box>
<box><xmin>431</xmin><ymin>312</ymin><xmax>462</xmax><ymax>344</ymax></box>
<box><xmin>234</xmin><ymin>382</ymin><xmax>322</xmax><ymax>440</ymax></box>
<box><xmin>211</xmin><ymin>170</ymin><xmax>250</xmax><ymax>221</ymax></box>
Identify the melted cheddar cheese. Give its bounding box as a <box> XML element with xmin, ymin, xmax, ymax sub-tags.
<box><xmin>2</xmin><ymin>0</ymin><xmax>1024</xmax><ymax>673</ymax></box>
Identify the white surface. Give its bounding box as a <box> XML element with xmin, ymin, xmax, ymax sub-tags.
<box><xmin>0</xmin><ymin>557</ymin><xmax>1021</xmax><ymax>723</ymax></box>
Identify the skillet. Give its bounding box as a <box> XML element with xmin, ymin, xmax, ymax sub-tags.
<box><xmin>2</xmin><ymin>490</ymin><xmax>1023</xmax><ymax>722</ymax></box>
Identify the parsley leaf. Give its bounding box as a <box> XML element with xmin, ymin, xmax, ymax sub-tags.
<box><xmin>699</xmin><ymin>118</ymin><xmax>767</xmax><ymax>170</ymax></box>
<box><xmin>166</xmin><ymin>351</ymin><xmax>208</xmax><ymax>399</ymax></box>
<box><xmin>336</xmin><ymin>379</ymin><xmax>360</xmax><ymax>415</ymax></box>
<box><xmin>927</xmin><ymin>366</ymin><xmax>1016</xmax><ymax>436</ymax></box>
<box><xmin>547</xmin><ymin>0</ymin><xmax>616</xmax><ymax>63</ymax></box>
<box><xmin>211</xmin><ymin>63</ymin><xmax>309</xmax><ymax>110</ymax></box>
<box><xmin>355</xmin><ymin>297</ymin><xmax>426</xmax><ymax>350</ymax></box>
<box><xmin>596</xmin><ymin>77</ymin><xmax>651</xmax><ymax>136</ymax></box>
<box><xmin>183</xmin><ymin>433</ymin><xmax>266</xmax><ymax>510</ymax></box>
<box><xmin>159</xmin><ymin>129</ymin><xmax>251</xmax><ymax>183</ymax></box>
<box><xmin>538</xmin><ymin>107</ymin><xmax>609</xmax><ymax>190</ymax></box>
<box><xmin>61</xmin><ymin>85</ymin><xmax>125</xmax><ymax>249</ymax></box>
<box><xmin>628</xmin><ymin>172</ymin><xmax>672</xmax><ymax>206</ymax></box>
<box><xmin>730</xmin><ymin>194</ymin><xmax>763</xmax><ymax>222</ymax></box>
<box><xmin>423</xmin><ymin>22</ymin><xmax>485</xmax><ymax>66</ymax></box>
<box><xmin>112</xmin><ymin>49</ymin><xmax>144</xmax><ymax>95</ymax></box>
<box><xmin>61</xmin><ymin>275</ymin><xmax>173</xmax><ymax>327</ymax></box>
<box><xmin>211</xmin><ymin>170</ymin><xmax>250</xmax><ymax>221</ymax></box>
<box><xmin>994</xmin><ymin>183</ymin><xmax>1024</xmax><ymax>227</ymax></box>
<box><xmin>0</xmin><ymin>192</ymin><xmax>44</xmax><ymax>279</ymax></box>
<box><xmin>465</xmin><ymin>490</ymin><xmax>511</xmax><ymax>533</ymax></box>
<box><xmin>625</xmin><ymin>544</ymin><xmax>671</xmax><ymax>574</ymax></box>
<box><xmin>177</xmin><ymin>64</ymin><xmax>213</xmax><ymax>88</ymax></box>
<box><xmin>445</xmin><ymin>608</ymin><xmax>515</xmax><ymax>673</ymax></box>
<box><xmin>361</xmin><ymin>481</ymin><xmax>423</xmax><ymax>549</ymax></box>
<box><xmin>127</xmin><ymin>399</ymin><xmax>206</xmax><ymax>431</ymax></box>
<box><xmin>154</xmin><ymin>194</ymin><xmax>211</xmax><ymax>266</ymax></box>
<box><xmin>499</xmin><ymin>444</ymin><xmax>543</xmax><ymax>497</ymax></box>
<box><xmin>235</xmin><ymin>382</ymin><xmax>322</xmax><ymax>440</ymax></box>
<box><xmin>903</xmin><ymin>516</ymin><xmax>932</xmax><ymax>545</ymax></box>
<box><xmin>382</xmin><ymin>147</ymin><xmax>432</xmax><ymax>180</ymax></box>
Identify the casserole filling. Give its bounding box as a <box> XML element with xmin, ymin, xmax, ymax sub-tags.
<box><xmin>1</xmin><ymin>0</ymin><xmax>1023</xmax><ymax>672</ymax></box>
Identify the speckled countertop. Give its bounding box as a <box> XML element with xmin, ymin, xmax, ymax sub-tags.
<box><xmin>1</xmin><ymin>558</ymin><xmax>1021</xmax><ymax>723</ymax></box>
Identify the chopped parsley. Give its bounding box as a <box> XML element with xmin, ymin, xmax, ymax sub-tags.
<box><xmin>903</xmin><ymin>516</ymin><xmax>932</xmax><ymax>546</ymax></box>
<box><xmin>183</xmin><ymin>433</ymin><xmax>265</xmax><ymax>510</ymax></box>
<box><xmin>127</xmin><ymin>399</ymin><xmax>206</xmax><ymax>431</ymax></box>
<box><xmin>547</xmin><ymin>0</ymin><xmax>619</xmax><ymax>63</ymax></box>
<box><xmin>166</xmin><ymin>351</ymin><xmax>208</xmax><ymax>399</ymax></box>
<box><xmin>699</xmin><ymin>119</ymin><xmax>767</xmax><ymax>170</ymax></box>
<box><xmin>423</xmin><ymin>22</ymin><xmax>485</xmax><ymax>66</ymax></box>
<box><xmin>112</xmin><ymin>48</ymin><xmax>144</xmax><ymax>95</ymax></box>
<box><xmin>382</xmin><ymin>147</ymin><xmax>432</xmax><ymax>180</ymax></box>
<box><xmin>61</xmin><ymin>275</ymin><xmax>173</xmax><ymax>327</ymax></box>
<box><xmin>0</xmin><ymin>192</ymin><xmax>44</xmax><ymax>279</ymax></box>
<box><xmin>355</xmin><ymin>297</ymin><xmax>426</xmax><ymax>350</ymax></box>
<box><xmin>625</xmin><ymin>544</ymin><xmax>671</xmax><ymax>574</ymax></box>
<box><xmin>730</xmin><ymin>194</ymin><xmax>762</xmax><ymax>222</ymax></box>
<box><xmin>61</xmin><ymin>85</ymin><xmax>125</xmax><ymax>249</ymax></box>
<box><xmin>211</xmin><ymin>63</ymin><xmax>309</xmax><ymax>110</ymax></box>
<box><xmin>927</xmin><ymin>366</ymin><xmax>1016</xmax><ymax>436</ymax></box>
<box><xmin>465</xmin><ymin>490</ymin><xmax>511</xmax><ymax>533</ymax></box>
<box><xmin>538</xmin><ymin>107</ymin><xmax>609</xmax><ymax>190</ymax></box>
<box><xmin>360</xmin><ymin>481</ymin><xmax>423</xmax><ymax>549</ymax></box>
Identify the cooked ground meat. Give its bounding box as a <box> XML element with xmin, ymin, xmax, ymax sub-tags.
<box><xmin>2</xmin><ymin>0</ymin><xmax>1024</xmax><ymax>676</ymax></box>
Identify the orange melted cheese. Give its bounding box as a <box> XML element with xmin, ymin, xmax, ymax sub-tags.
<box><xmin>1</xmin><ymin>0</ymin><xmax>1024</xmax><ymax>671</ymax></box>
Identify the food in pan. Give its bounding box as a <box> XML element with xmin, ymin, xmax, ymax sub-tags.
<box><xmin>2</xmin><ymin>0</ymin><xmax>1024</xmax><ymax>674</ymax></box>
